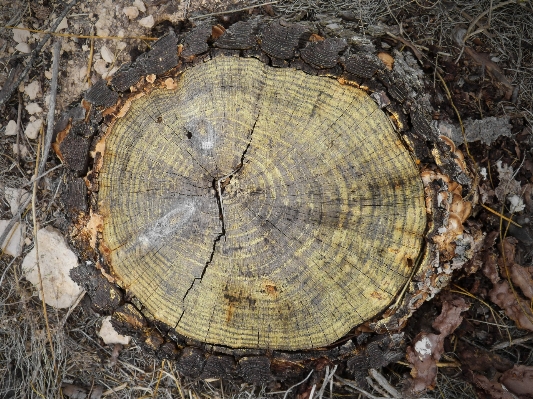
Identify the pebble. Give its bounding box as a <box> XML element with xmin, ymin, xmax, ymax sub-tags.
<box><xmin>21</xmin><ymin>226</ymin><xmax>84</xmax><ymax>308</ymax></box>
<box><xmin>0</xmin><ymin>220</ymin><xmax>26</xmax><ymax>257</ymax></box>
<box><xmin>93</xmin><ymin>59</ymin><xmax>108</xmax><ymax>76</ymax></box>
<box><xmin>5</xmin><ymin>120</ymin><xmax>17</xmax><ymax>136</ymax></box>
<box><xmin>139</xmin><ymin>15</ymin><xmax>154</xmax><ymax>28</ymax></box>
<box><xmin>13</xmin><ymin>25</ymin><xmax>30</xmax><ymax>43</ymax></box>
<box><xmin>4</xmin><ymin>188</ymin><xmax>30</xmax><ymax>215</ymax></box>
<box><xmin>15</xmin><ymin>42</ymin><xmax>31</xmax><ymax>53</ymax></box>
<box><xmin>123</xmin><ymin>6</ymin><xmax>139</xmax><ymax>19</ymax></box>
<box><xmin>100</xmin><ymin>45</ymin><xmax>115</xmax><ymax>64</ymax></box>
<box><xmin>12</xmin><ymin>144</ymin><xmax>28</xmax><ymax>158</ymax></box>
<box><xmin>24</xmin><ymin>80</ymin><xmax>41</xmax><ymax>100</ymax></box>
<box><xmin>24</xmin><ymin>119</ymin><xmax>42</xmax><ymax>139</ymax></box>
<box><xmin>98</xmin><ymin>316</ymin><xmax>131</xmax><ymax>345</ymax></box>
<box><xmin>55</xmin><ymin>17</ymin><xmax>69</xmax><ymax>32</ymax></box>
<box><xmin>134</xmin><ymin>0</ymin><xmax>146</xmax><ymax>13</ymax></box>
<box><xmin>25</xmin><ymin>102</ymin><xmax>43</xmax><ymax>115</ymax></box>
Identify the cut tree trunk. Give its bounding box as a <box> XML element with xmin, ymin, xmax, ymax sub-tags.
<box><xmin>53</xmin><ymin>18</ymin><xmax>478</xmax><ymax>382</ymax></box>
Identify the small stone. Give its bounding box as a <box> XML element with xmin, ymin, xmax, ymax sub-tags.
<box><xmin>93</xmin><ymin>59</ymin><xmax>108</xmax><ymax>76</ymax></box>
<box><xmin>13</xmin><ymin>144</ymin><xmax>28</xmax><ymax>158</ymax></box>
<box><xmin>5</xmin><ymin>120</ymin><xmax>17</xmax><ymax>136</ymax></box>
<box><xmin>4</xmin><ymin>187</ymin><xmax>30</xmax><ymax>215</ymax></box>
<box><xmin>24</xmin><ymin>80</ymin><xmax>41</xmax><ymax>100</ymax></box>
<box><xmin>15</xmin><ymin>42</ymin><xmax>31</xmax><ymax>53</ymax></box>
<box><xmin>21</xmin><ymin>226</ymin><xmax>84</xmax><ymax>308</ymax></box>
<box><xmin>55</xmin><ymin>17</ymin><xmax>69</xmax><ymax>32</ymax></box>
<box><xmin>24</xmin><ymin>119</ymin><xmax>42</xmax><ymax>139</ymax></box>
<box><xmin>99</xmin><ymin>316</ymin><xmax>131</xmax><ymax>345</ymax></box>
<box><xmin>117</xmin><ymin>41</ymin><xmax>127</xmax><ymax>51</ymax></box>
<box><xmin>100</xmin><ymin>45</ymin><xmax>115</xmax><ymax>64</ymax></box>
<box><xmin>123</xmin><ymin>6</ymin><xmax>139</xmax><ymax>19</ymax></box>
<box><xmin>139</xmin><ymin>15</ymin><xmax>154</xmax><ymax>28</ymax></box>
<box><xmin>0</xmin><ymin>220</ymin><xmax>26</xmax><ymax>257</ymax></box>
<box><xmin>25</xmin><ymin>102</ymin><xmax>43</xmax><ymax>115</ymax></box>
<box><xmin>82</xmin><ymin>44</ymin><xmax>89</xmax><ymax>51</ymax></box>
<box><xmin>44</xmin><ymin>70</ymin><xmax>53</xmax><ymax>79</ymax></box>
<box><xmin>13</xmin><ymin>24</ymin><xmax>30</xmax><ymax>43</ymax></box>
<box><xmin>133</xmin><ymin>0</ymin><xmax>146</xmax><ymax>12</ymax></box>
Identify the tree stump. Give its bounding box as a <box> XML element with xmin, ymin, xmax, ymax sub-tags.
<box><xmin>54</xmin><ymin>19</ymin><xmax>478</xmax><ymax>381</ymax></box>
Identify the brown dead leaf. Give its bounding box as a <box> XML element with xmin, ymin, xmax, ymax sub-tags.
<box><xmin>500</xmin><ymin>365</ymin><xmax>533</xmax><ymax>398</ymax></box>
<box><xmin>472</xmin><ymin>374</ymin><xmax>516</xmax><ymax>399</ymax></box>
<box><xmin>483</xmin><ymin>250</ymin><xmax>501</xmax><ymax>285</ymax></box>
<box><xmin>406</xmin><ymin>295</ymin><xmax>469</xmax><ymax>393</ymax></box>
<box><xmin>489</xmin><ymin>281</ymin><xmax>533</xmax><ymax>331</ymax></box>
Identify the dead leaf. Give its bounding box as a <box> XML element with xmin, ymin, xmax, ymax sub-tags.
<box><xmin>472</xmin><ymin>374</ymin><xmax>516</xmax><ymax>399</ymax></box>
<box><xmin>500</xmin><ymin>365</ymin><xmax>533</xmax><ymax>397</ymax></box>
<box><xmin>406</xmin><ymin>295</ymin><xmax>470</xmax><ymax>393</ymax></box>
<box><xmin>489</xmin><ymin>281</ymin><xmax>533</xmax><ymax>331</ymax></box>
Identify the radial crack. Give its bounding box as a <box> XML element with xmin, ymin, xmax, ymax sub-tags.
<box><xmin>179</xmin><ymin>119</ymin><xmax>258</xmax><ymax>309</ymax></box>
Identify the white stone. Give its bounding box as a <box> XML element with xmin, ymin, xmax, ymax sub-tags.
<box><xmin>44</xmin><ymin>70</ymin><xmax>52</xmax><ymax>79</ymax></box>
<box><xmin>117</xmin><ymin>41</ymin><xmax>127</xmax><ymax>51</ymax></box>
<box><xmin>139</xmin><ymin>15</ymin><xmax>154</xmax><ymax>28</ymax></box>
<box><xmin>414</xmin><ymin>336</ymin><xmax>433</xmax><ymax>356</ymax></box>
<box><xmin>24</xmin><ymin>119</ymin><xmax>42</xmax><ymax>139</ymax></box>
<box><xmin>133</xmin><ymin>0</ymin><xmax>146</xmax><ymax>12</ymax></box>
<box><xmin>98</xmin><ymin>316</ymin><xmax>131</xmax><ymax>345</ymax></box>
<box><xmin>25</xmin><ymin>102</ymin><xmax>43</xmax><ymax>115</ymax></box>
<box><xmin>79</xmin><ymin>66</ymin><xmax>88</xmax><ymax>80</ymax></box>
<box><xmin>0</xmin><ymin>220</ymin><xmax>25</xmax><ymax>257</ymax></box>
<box><xmin>5</xmin><ymin>120</ymin><xmax>17</xmax><ymax>136</ymax></box>
<box><xmin>55</xmin><ymin>17</ymin><xmax>69</xmax><ymax>32</ymax></box>
<box><xmin>123</xmin><ymin>6</ymin><xmax>139</xmax><ymax>19</ymax></box>
<box><xmin>12</xmin><ymin>144</ymin><xmax>28</xmax><ymax>158</ymax></box>
<box><xmin>15</xmin><ymin>42</ymin><xmax>31</xmax><ymax>53</ymax></box>
<box><xmin>508</xmin><ymin>194</ymin><xmax>526</xmax><ymax>213</ymax></box>
<box><xmin>100</xmin><ymin>45</ymin><xmax>114</xmax><ymax>64</ymax></box>
<box><xmin>13</xmin><ymin>25</ymin><xmax>30</xmax><ymax>43</ymax></box>
<box><xmin>4</xmin><ymin>187</ymin><xmax>30</xmax><ymax>215</ymax></box>
<box><xmin>24</xmin><ymin>80</ymin><xmax>41</xmax><ymax>100</ymax></box>
<box><xmin>93</xmin><ymin>59</ymin><xmax>108</xmax><ymax>76</ymax></box>
<box><xmin>21</xmin><ymin>226</ymin><xmax>84</xmax><ymax>309</ymax></box>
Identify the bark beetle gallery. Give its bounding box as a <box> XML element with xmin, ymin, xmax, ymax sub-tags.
<box><xmin>53</xmin><ymin>18</ymin><xmax>479</xmax><ymax>382</ymax></box>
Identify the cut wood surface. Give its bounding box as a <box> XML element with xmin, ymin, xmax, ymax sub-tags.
<box><xmin>99</xmin><ymin>56</ymin><xmax>426</xmax><ymax>350</ymax></box>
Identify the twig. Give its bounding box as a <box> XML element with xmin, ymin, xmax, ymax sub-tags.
<box><xmin>435</xmin><ymin>71</ymin><xmax>471</xmax><ymax>157</ymax></box>
<box><xmin>16</xmin><ymin>92</ymin><xmax>23</xmax><ymax>165</ymax></box>
<box><xmin>369</xmin><ymin>369</ymin><xmax>400</xmax><ymax>398</ymax></box>
<box><xmin>491</xmin><ymin>333</ymin><xmax>533</xmax><ymax>350</ymax></box>
<box><xmin>268</xmin><ymin>370</ymin><xmax>314</xmax><ymax>399</ymax></box>
<box><xmin>479</xmin><ymin>203</ymin><xmax>521</xmax><ymax>227</ymax></box>
<box><xmin>41</xmin><ymin>41</ymin><xmax>61</xmax><ymax>179</ymax></box>
<box><xmin>86</xmin><ymin>26</ymin><xmax>95</xmax><ymax>86</ymax></box>
<box><xmin>0</xmin><ymin>0</ymin><xmax>79</xmax><ymax>108</ymax></box>
<box><xmin>189</xmin><ymin>1</ymin><xmax>279</xmax><ymax>19</ymax></box>
<box><xmin>31</xmin><ymin>128</ymin><xmax>58</xmax><ymax>376</ymax></box>
<box><xmin>21</xmin><ymin>164</ymin><xmax>63</xmax><ymax>188</ymax></box>
<box><xmin>463</xmin><ymin>0</ymin><xmax>518</xmax><ymax>43</ymax></box>
<box><xmin>60</xmin><ymin>290</ymin><xmax>86</xmax><ymax>327</ymax></box>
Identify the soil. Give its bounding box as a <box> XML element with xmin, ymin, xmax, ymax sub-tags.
<box><xmin>1</xmin><ymin>0</ymin><xmax>532</xmax><ymax>398</ymax></box>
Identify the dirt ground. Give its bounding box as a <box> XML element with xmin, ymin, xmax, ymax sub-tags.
<box><xmin>1</xmin><ymin>0</ymin><xmax>533</xmax><ymax>398</ymax></box>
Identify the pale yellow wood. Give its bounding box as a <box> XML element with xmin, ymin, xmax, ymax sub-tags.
<box><xmin>99</xmin><ymin>56</ymin><xmax>426</xmax><ymax>350</ymax></box>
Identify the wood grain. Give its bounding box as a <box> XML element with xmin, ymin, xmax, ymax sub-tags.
<box><xmin>98</xmin><ymin>56</ymin><xmax>426</xmax><ymax>350</ymax></box>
